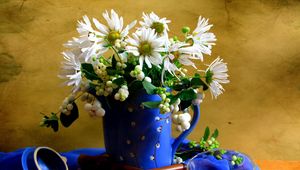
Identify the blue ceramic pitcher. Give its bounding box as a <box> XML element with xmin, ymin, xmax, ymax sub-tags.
<box><xmin>97</xmin><ymin>89</ymin><xmax>200</xmax><ymax>169</ymax></box>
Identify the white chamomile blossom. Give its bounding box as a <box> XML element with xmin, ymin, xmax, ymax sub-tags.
<box><xmin>64</xmin><ymin>15</ymin><xmax>107</xmax><ymax>62</ymax></box>
<box><xmin>94</xmin><ymin>9</ymin><xmax>137</xmax><ymax>46</ymax></box>
<box><xmin>164</xmin><ymin>41</ymin><xmax>202</xmax><ymax>76</ymax></box>
<box><xmin>139</xmin><ymin>12</ymin><xmax>170</xmax><ymax>41</ymax></box>
<box><xmin>58</xmin><ymin>51</ymin><xmax>82</xmax><ymax>92</ymax></box>
<box><xmin>205</xmin><ymin>57</ymin><xmax>229</xmax><ymax>98</ymax></box>
<box><xmin>65</xmin><ymin>10</ymin><xmax>136</xmax><ymax>62</ymax></box>
<box><xmin>126</xmin><ymin>28</ymin><xmax>166</xmax><ymax>68</ymax></box>
<box><xmin>189</xmin><ymin>16</ymin><xmax>216</xmax><ymax>59</ymax></box>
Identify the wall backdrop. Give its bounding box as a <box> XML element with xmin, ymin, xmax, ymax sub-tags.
<box><xmin>0</xmin><ymin>0</ymin><xmax>299</xmax><ymax>160</ymax></box>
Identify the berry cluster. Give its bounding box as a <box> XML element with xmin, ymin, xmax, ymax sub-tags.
<box><xmin>156</xmin><ymin>87</ymin><xmax>171</xmax><ymax>113</ymax></box>
<box><xmin>130</xmin><ymin>65</ymin><xmax>145</xmax><ymax>80</ymax></box>
<box><xmin>59</xmin><ymin>95</ymin><xmax>75</xmax><ymax>115</ymax></box>
<box><xmin>231</xmin><ymin>155</ymin><xmax>243</xmax><ymax>166</ymax></box>
<box><xmin>200</xmin><ymin>137</ymin><xmax>220</xmax><ymax>150</ymax></box>
<box><xmin>170</xmin><ymin>98</ymin><xmax>181</xmax><ymax>114</ymax></box>
<box><xmin>114</xmin><ymin>85</ymin><xmax>129</xmax><ymax>101</ymax></box>
<box><xmin>172</xmin><ymin>110</ymin><xmax>192</xmax><ymax>132</ymax></box>
<box><xmin>115</xmin><ymin>39</ymin><xmax>127</xmax><ymax>49</ymax></box>
<box><xmin>81</xmin><ymin>93</ymin><xmax>105</xmax><ymax>117</ymax></box>
<box><xmin>173</xmin><ymin>156</ymin><xmax>183</xmax><ymax>164</ymax></box>
<box><xmin>94</xmin><ymin>62</ymin><xmax>109</xmax><ymax>81</ymax></box>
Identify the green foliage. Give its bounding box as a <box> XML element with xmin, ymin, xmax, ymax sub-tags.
<box><xmin>142</xmin><ymin>80</ymin><xmax>157</xmax><ymax>95</ymax></box>
<box><xmin>171</xmin><ymin>74</ymin><xmax>209</xmax><ymax>92</ymax></box>
<box><xmin>176</xmin><ymin>89</ymin><xmax>197</xmax><ymax>101</ymax></box>
<box><xmin>40</xmin><ymin>112</ymin><xmax>59</xmax><ymax>132</ymax></box>
<box><xmin>81</xmin><ymin>63</ymin><xmax>99</xmax><ymax>81</ymax></box>
<box><xmin>175</xmin><ymin>127</ymin><xmax>222</xmax><ymax>161</ymax></box>
<box><xmin>212</xmin><ymin>129</ymin><xmax>219</xmax><ymax>139</ymax></box>
<box><xmin>112</xmin><ymin>77</ymin><xmax>125</xmax><ymax>86</ymax></box>
<box><xmin>128</xmin><ymin>80</ymin><xmax>143</xmax><ymax>93</ymax></box>
<box><xmin>205</xmin><ymin>70</ymin><xmax>213</xmax><ymax>84</ymax></box>
<box><xmin>148</xmin><ymin>65</ymin><xmax>162</xmax><ymax>86</ymax></box>
<box><xmin>142</xmin><ymin>101</ymin><xmax>161</xmax><ymax>109</ymax></box>
<box><xmin>231</xmin><ymin>155</ymin><xmax>244</xmax><ymax>166</ymax></box>
<box><xmin>203</xmin><ymin>126</ymin><xmax>210</xmax><ymax>141</ymax></box>
<box><xmin>60</xmin><ymin>102</ymin><xmax>79</xmax><ymax>127</ymax></box>
<box><xmin>191</xmin><ymin>74</ymin><xmax>209</xmax><ymax>90</ymax></box>
<box><xmin>111</xmin><ymin>55</ymin><xmax>117</xmax><ymax>68</ymax></box>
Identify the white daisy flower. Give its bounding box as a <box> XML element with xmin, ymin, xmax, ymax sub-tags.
<box><xmin>58</xmin><ymin>51</ymin><xmax>82</xmax><ymax>92</ymax></box>
<box><xmin>189</xmin><ymin>16</ymin><xmax>216</xmax><ymax>59</ymax></box>
<box><xmin>205</xmin><ymin>57</ymin><xmax>229</xmax><ymax>98</ymax></box>
<box><xmin>139</xmin><ymin>12</ymin><xmax>170</xmax><ymax>39</ymax></box>
<box><xmin>126</xmin><ymin>28</ymin><xmax>166</xmax><ymax>68</ymax></box>
<box><xmin>163</xmin><ymin>41</ymin><xmax>202</xmax><ymax>75</ymax></box>
<box><xmin>64</xmin><ymin>15</ymin><xmax>107</xmax><ymax>62</ymax></box>
<box><xmin>65</xmin><ymin>10</ymin><xmax>136</xmax><ymax>62</ymax></box>
<box><xmin>94</xmin><ymin>9</ymin><xmax>137</xmax><ymax>46</ymax></box>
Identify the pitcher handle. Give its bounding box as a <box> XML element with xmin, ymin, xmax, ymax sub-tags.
<box><xmin>171</xmin><ymin>104</ymin><xmax>201</xmax><ymax>161</ymax></box>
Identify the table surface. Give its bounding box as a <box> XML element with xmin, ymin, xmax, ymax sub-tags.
<box><xmin>255</xmin><ymin>160</ymin><xmax>300</xmax><ymax>170</ymax></box>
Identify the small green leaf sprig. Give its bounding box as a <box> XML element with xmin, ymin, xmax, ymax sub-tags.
<box><xmin>175</xmin><ymin>127</ymin><xmax>224</xmax><ymax>161</ymax></box>
<box><xmin>231</xmin><ymin>155</ymin><xmax>244</xmax><ymax>166</ymax></box>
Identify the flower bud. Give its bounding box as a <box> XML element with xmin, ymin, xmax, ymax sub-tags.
<box><xmin>181</xmin><ymin>26</ymin><xmax>190</xmax><ymax>34</ymax></box>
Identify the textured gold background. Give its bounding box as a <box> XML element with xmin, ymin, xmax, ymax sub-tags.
<box><xmin>0</xmin><ymin>0</ymin><xmax>299</xmax><ymax>160</ymax></box>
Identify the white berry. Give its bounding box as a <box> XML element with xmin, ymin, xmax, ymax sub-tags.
<box><xmin>84</xmin><ymin>103</ymin><xmax>93</xmax><ymax>111</ymax></box>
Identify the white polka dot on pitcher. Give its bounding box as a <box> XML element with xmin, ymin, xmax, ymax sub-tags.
<box><xmin>155</xmin><ymin>143</ymin><xmax>160</xmax><ymax>148</ymax></box>
<box><xmin>150</xmin><ymin>155</ymin><xmax>155</xmax><ymax>160</ymax></box>
<box><xmin>157</xmin><ymin>126</ymin><xmax>162</xmax><ymax>133</ymax></box>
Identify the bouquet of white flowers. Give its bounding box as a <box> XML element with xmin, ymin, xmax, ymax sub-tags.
<box><xmin>40</xmin><ymin>9</ymin><xmax>229</xmax><ymax>132</ymax></box>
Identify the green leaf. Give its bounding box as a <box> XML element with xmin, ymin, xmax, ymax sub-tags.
<box><xmin>194</xmin><ymin>73</ymin><xmax>200</xmax><ymax>77</ymax></box>
<box><xmin>181</xmin><ymin>78</ymin><xmax>190</xmax><ymax>85</ymax></box>
<box><xmin>81</xmin><ymin>63</ymin><xmax>99</xmax><ymax>80</ymax></box>
<box><xmin>142</xmin><ymin>80</ymin><xmax>157</xmax><ymax>94</ymax></box>
<box><xmin>191</xmin><ymin>77</ymin><xmax>204</xmax><ymax>87</ymax></box>
<box><xmin>177</xmin><ymin>89</ymin><xmax>197</xmax><ymax>101</ymax></box>
<box><xmin>212</xmin><ymin>129</ymin><xmax>219</xmax><ymax>139</ymax></box>
<box><xmin>128</xmin><ymin>80</ymin><xmax>143</xmax><ymax>93</ymax></box>
<box><xmin>60</xmin><ymin>102</ymin><xmax>79</xmax><ymax>127</ymax></box>
<box><xmin>106</xmin><ymin>67</ymin><xmax>119</xmax><ymax>76</ymax></box>
<box><xmin>172</xmin><ymin>83</ymin><xmax>186</xmax><ymax>91</ymax></box>
<box><xmin>41</xmin><ymin>113</ymin><xmax>59</xmax><ymax>132</ymax></box>
<box><xmin>171</xmin><ymin>78</ymin><xmax>191</xmax><ymax>91</ymax></box>
<box><xmin>111</xmin><ymin>54</ymin><xmax>117</xmax><ymax>68</ymax></box>
<box><xmin>168</xmin><ymin>94</ymin><xmax>178</xmax><ymax>105</ymax></box>
<box><xmin>203</xmin><ymin>126</ymin><xmax>210</xmax><ymax>141</ymax></box>
<box><xmin>142</xmin><ymin>101</ymin><xmax>161</xmax><ymax>109</ymax></box>
<box><xmin>203</xmin><ymin>83</ymin><xmax>209</xmax><ymax>91</ymax></box>
<box><xmin>112</xmin><ymin>77</ymin><xmax>125</xmax><ymax>86</ymax></box>
<box><xmin>191</xmin><ymin>74</ymin><xmax>209</xmax><ymax>90</ymax></box>
<box><xmin>174</xmin><ymin>60</ymin><xmax>182</xmax><ymax>68</ymax></box>
<box><xmin>51</xmin><ymin>119</ymin><xmax>59</xmax><ymax>132</ymax></box>
<box><xmin>179</xmin><ymin>100</ymin><xmax>192</xmax><ymax>110</ymax></box>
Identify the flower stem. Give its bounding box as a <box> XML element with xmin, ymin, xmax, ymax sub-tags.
<box><xmin>111</xmin><ymin>46</ymin><xmax>123</xmax><ymax>64</ymax></box>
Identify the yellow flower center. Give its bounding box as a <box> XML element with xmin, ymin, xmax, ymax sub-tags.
<box><xmin>151</xmin><ymin>22</ymin><xmax>164</xmax><ymax>34</ymax></box>
<box><xmin>107</xmin><ymin>31</ymin><xmax>121</xmax><ymax>44</ymax></box>
<box><xmin>139</xmin><ymin>42</ymin><xmax>152</xmax><ymax>55</ymax></box>
<box><xmin>171</xmin><ymin>51</ymin><xmax>180</xmax><ymax>61</ymax></box>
